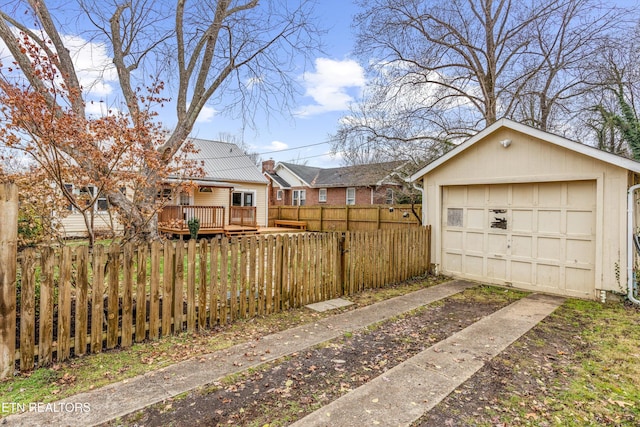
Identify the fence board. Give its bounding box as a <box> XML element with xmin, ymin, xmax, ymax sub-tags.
<box><xmin>121</xmin><ymin>243</ymin><xmax>134</xmax><ymax>348</ymax></box>
<box><xmin>187</xmin><ymin>239</ymin><xmax>196</xmax><ymax>332</ymax></box>
<box><xmin>107</xmin><ymin>244</ymin><xmax>120</xmax><ymax>350</ymax></box>
<box><xmin>91</xmin><ymin>245</ymin><xmax>105</xmax><ymax>353</ymax></box>
<box><xmin>173</xmin><ymin>242</ymin><xmax>184</xmax><ymax>333</ymax></box>
<box><xmin>199</xmin><ymin>239</ymin><xmax>208</xmax><ymax>329</ymax></box>
<box><xmin>219</xmin><ymin>237</ymin><xmax>229</xmax><ymax>325</ymax></box>
<box><xmin>38</xmin><ymin>248</ymin><xmax>55</xmax><ymax>365</ymax></box>
<box><xmin>19</xmin><ymin>249</ymin><xmax>36</xmax><ymax>371</ymax></box>
<box><xmin>149</xmin><ymin>241</ymin><xmax>161</xmax><ymax>340</ymax></box>
<box><xmin>248</xmin><ymin>237</ymin><xmax>257</xmax><ymax>317</ymax></box>
<box><xmin>58</xmin><ymin>246</ymin><xmax>72</xmax><ymax>361</ymax></box>
<box><xmin>135</xmin><ymin>245</ymin><xmax>148</xmax><ymax>342</ymax></box>
<box><xmin>266</xmin><ymin>236</ymin><xmax>274</xmax><ymax>315</ymax></box>
<box><xmin>75</xmin><ymin>246</ymin><xmax>89</xmax><ymax>356</ymax></box>
<box><xmin>209</xmin><ymin>238</ymin><xmax>220</xmax><ymax>325</ymax></box>
<box><xmin>162</xmin><ymin>241</ymin><xmax>174</xmax><ymax>337</ymax></box>
<box><xmin>239</xmin><ymin>237</ymin><xmax>247</xmax><ymax>318</ymax></box>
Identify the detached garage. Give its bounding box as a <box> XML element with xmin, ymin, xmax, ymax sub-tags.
<box><xmin>411</xmin><ymin>119</ymin><xmax>640</xmax><ymax>299</ymax></box>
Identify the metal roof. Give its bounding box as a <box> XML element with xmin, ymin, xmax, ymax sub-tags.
<box><xmin>175</xmin><ymin>138</ymin><xmax>268</xmax><ymax>184</ymax></box>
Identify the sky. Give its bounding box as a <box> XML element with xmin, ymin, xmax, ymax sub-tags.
<box><xmin>186</xmin><ymin>1</ymin><xmax>364</xmax><ymax>168</ymax></box>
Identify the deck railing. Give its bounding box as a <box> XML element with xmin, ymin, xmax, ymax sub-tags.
<box><xmin>230</xmin><ymin>206</ymin><xmax>257</xmax><ymax>226</ymax></box>
<box><xmin>158</xmin><ymin>205</ymin><xmax>225</xmax><ymax>230</ymax></box>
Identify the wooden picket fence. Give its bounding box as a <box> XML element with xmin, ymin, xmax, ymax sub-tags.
<box><xmin>7</xmin><ymin>227</ymin><xmax>431</xmax><ymax>376</ymax></box>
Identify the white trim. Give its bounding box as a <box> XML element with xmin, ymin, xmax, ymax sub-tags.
<box><xmin>410</xmin><ymin>118</ymin><xmax>640</xmax><ymax>181</ymax></box>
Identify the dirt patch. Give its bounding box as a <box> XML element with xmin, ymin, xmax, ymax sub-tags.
<box><xmin>105</xmin><ymin>286</ymin><xmax>527</xmax><ymax>426</ymax></box>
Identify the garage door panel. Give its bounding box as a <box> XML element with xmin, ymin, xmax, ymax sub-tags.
<box><xmin>487</xmin><ymin>258</ymin><xmax>507</xmax><ymax>280</ymax></box>
<box><xmin>466</xmin><ymin>232</ymin><xmax>484</xmax><ymax>252</ymax></box>
<box><xmin>444</xmin><ymin>253</ymin><xmax>462</xmax><ymax>273</ymax></box>
<box><xmin>567</xmin><ymin>181</ymin><xmax>596</xmax><ymax>207</ymax></box>
<box><xmin>441</xmin><ymin>181</ymin><xmax>595</xmax><ymax>298</ymax></box>
<box><xmin>538</xmin><ymin>183</ymin><xmax>563</xmax><ymax>206</ymax></box>
<box><xmin>488</xmin><ymin>185</ymin><xmax>509</xmax><ymax>205</ymax></box>
<box><xmin>487</xmin><ymin>234</ymin><xmax>507</xmax><ymax>254</ymax></box>
<box><xmin>538</xmin><ymin>210</ymin><xmax>562</xmax><ymax>233</ymax></box>
<box><xmin>443</xmin><ymin>230</ymin><xmax>463</xmax><ymax>249</ymax></box>
<box><xmin>465</xmin><ymin>255</ymin><xmax>484</xmax><ymax>276</ymax></box>
<box><xmin>537</xmin><ymin>237</ymin><xmax>561</xmax><ymax>260</ymax></box>
<box><xmin>467</xmin><ymin>209</ymin><xmax>485</xmax><ymax>229</ymax></box>
<box><xmin>565</xmin><ymin>267</ymin><xmax>593</xmax><ymax>294</ymax></box>
<box><xmin>566</xmin><ymin>239</ymin><xmax>594</xmax><ymax>264</ymax></box>
<box><xmin>566</xmin><ymin>211</ymin><xmax>594</xmax><ymax>235</ymax></box>
<box><xmin>536</xmin><ymin>264</ymin><xmax>561</xmax><ymax>288</ymax></box>
<box><xmin>512</xmin><ymin>210</ymin><xmax>533</xmax><ymax>232</ymax></box>
<box><xmin>511</xmin><ymin>235</ymin><xmax>533</xmax><ymax>257</ymax></box>
<box><xmin>511</xmin><ymin>261</ymin><xmax>532</xmax><ymax>283</ymax></box>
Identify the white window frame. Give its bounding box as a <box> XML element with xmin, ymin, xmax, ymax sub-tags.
<box><xmin>292</xmin><ymin>189</ymin><xmax>306</xmax><ymax>206</ymax></box>
<box><xmin>346</xmin><ymin>187</ymin><xmax>356</xmax><ymax>205</ymax></box>
<box><xmin>276</xmin><ymin>189</ymin><xmax>283</xmax><ymax>201</ymax></box>
<box><xmin>319</xmin><ymin>188</ymin><xmax>327</xmax><ymax>203</ymax></box>
<box><xmin>385</xmin><ymin>188</ymin><xmax>394</xmax><ymax>204</ymax></box>
<box><xmin>232</xmin><ymin>190</ymin><xmax>256</xmax><ymax>207</ymax></box>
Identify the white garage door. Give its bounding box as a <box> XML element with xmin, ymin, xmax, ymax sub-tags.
<box><xmin>442</xmin><ymin>181</ymin><xmax>596</xmax><ymax>298</ymax></box>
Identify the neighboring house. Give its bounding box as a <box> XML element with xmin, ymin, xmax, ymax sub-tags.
<box><xmin>262</xmin><ymin>160</ymin><xmax>406</xmax><ymax>206</ymax></box>
<box><xmin>59</xmin><ymin>138</ymin><xmax>269</xmax><ymax>237</ymax></box>
<box><xmin>410</xmin><ymin>118</ymin><xmax>640</xmax><ymax>300</ymax></box>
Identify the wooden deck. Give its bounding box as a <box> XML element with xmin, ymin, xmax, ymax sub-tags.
<box><xmin>158</xmin><ymin>205</ymin><xmax>259</xmax><ymax>238</ymax></box>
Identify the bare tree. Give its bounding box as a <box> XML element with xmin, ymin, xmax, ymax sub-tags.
<box><xmin>335</xmin><ymin>0</ymin><xmax>632</xmax><ymax>164</ymax></box>
<box><xmin>0</xmin><ymin>0</ymin><xmax>320</xmax><ymax>241</ymax></box>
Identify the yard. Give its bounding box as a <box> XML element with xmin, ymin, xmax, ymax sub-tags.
<box><xmin>2</xmin><ymin>277</ymin><xmax>639</xmax><ymax>426</ymax></box>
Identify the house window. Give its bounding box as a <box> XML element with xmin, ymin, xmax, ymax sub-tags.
<box><xmin>319</xmin><ymin>188</ymin><xmax>327</xmax><ymax>203</ymax></box>
<box><xmin>199</xmin><ymin>187</ymin><xmax>213</xmax><ymax>193</ymax></box>
<box><xmin>346</xmin><ymin>188</ymin><xmax>356</xmax><ymax>205</ymax></box>
<box><xmin>63</xmin><ymin>184</ymin><xmax>74</xmax><ymax>211</ymax></box>
<box><xmin>97</xmin><ymin>194</ymin><xmax>109</xmax><ymax>211</ymax></box>
<box><xmin>385</xmin><ymin>188</ymin><xmax>394</xmax><ymax>204</ymax></box>
<box><xmin>276</xmin><ymin>189</ymin><xmax>283</xmax><ymax>201</ymax></box>
<box><xmin>179</xmin><ymin>191</ymin><xmax>191</xmax><ymax>206</ymax></box>
<box><xmin>293</xmin><ymin>190</ymin><xmax>306</xmax><ymax>206</ymax></box>
<box><xmin>78</xmin><ymin>186</ymin><xmax>95</xmax><ymax>208</ymax></box>
<box><xmin>232</xmin><ymin>191</ymin><xmax>255</xmax><ymax>206</ymax></box>
<box><xmin>447</xmin><ymin>208</ymin><xmax>463</xmax><ymax>227</ymax></box>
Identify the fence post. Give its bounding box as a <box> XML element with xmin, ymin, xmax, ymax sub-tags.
<box><xmin>0</xmin><ymin>182</ymin><xmax>18</xmax><ymax>379</ymax></box>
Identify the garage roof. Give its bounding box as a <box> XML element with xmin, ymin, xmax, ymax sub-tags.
<box><xmin>410</xmin><ymin>119</ymin><xmax>640</xmax><ymax>181</ymax></box>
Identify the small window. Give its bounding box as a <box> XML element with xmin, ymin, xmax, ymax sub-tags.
<box><xmin>276</xmin><ymin>189</ymin><xmax>283</xmax><ymax>200</ymax></box>
<box><xmin>232</xmin><ymin>191</ymin><xmax>255</xmax><ymax>206</ymax></box>
<box><xmin>292</xmin><ymin>190</ymin><xmax>306</xmax><ymax>206</ymax></box>
<box><xmin>346</xmin><ymin>188</ymin><xmax>356</xmax><ymax>205</ymax></box>
<box><xmin>319</xmin><ymin>188</ymin><xmax>327</xmax><ymax>203</ymax></box>
<box><xmin>199</xmin><ymin>187</ymin><xmax>212</xmax><ymax>193</ymax></box>
<box><xmin>447</xmin><ymin>208</ymin><xmax>463</xmax><ymax>227</ymax></box>
<box><xmin>79</xmin><ymin>186</ymin><xmax>95</xmax><ymax>208</ymax></box>
<box><xmin>97</xmin><ymin>194</ymin><xmax>108</xmax><ymax>211</ymax></box>
<box><xmin>179</xmin><ymin>192</ymin><xmax>190</xmax><ymax>206</ymax></box>
<box><xmin>385</xmin><ymin>188</ymin><xmax>394</xmax><ymax>204</ymax></box>
<box><xmin>63</xmin><ymin>184</ymin><xmax>74</xmax><ymax>211</ymax></box>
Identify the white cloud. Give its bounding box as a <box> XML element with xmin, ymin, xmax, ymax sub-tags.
<box><xmin>195</xmin><ymin>105</ymin><xmax>218</xmax><ymax>123</ymax></box>
<box><xmin>61</xmin><ymin>34</ymin><xmax>117</xmax><ymax>97</ymax></box>
<box><xmin>265</xmin><ymin>140</ymin><xmax>288</xmax><ymax>151</ymax></box>
<box><xmin>297</xmin><ymin>58</ymin><xmax>366</xmax><ymax>116</ymax></box>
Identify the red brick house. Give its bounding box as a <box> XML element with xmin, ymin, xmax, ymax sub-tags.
<box><xmin>262</xmin><ymin>160</ymin><xmax>406</xmax><ymax>206</ymax></box>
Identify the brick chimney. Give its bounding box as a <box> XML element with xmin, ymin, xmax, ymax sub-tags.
<box><xmin>262</xmin><ymin>159</ymin><xmax>275</xmax><ymax>173</ymax></box>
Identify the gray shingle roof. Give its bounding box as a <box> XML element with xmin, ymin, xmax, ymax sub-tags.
<box><xmin>264</xmin><ymin>171</ymin><xmax>291</xmax><ymax>188</ymax></box>
<box><xmin>279</xmin><ymin>160</ymin><xmax>405</xmax><ymax>188</ymax></box>
<box><xmin>176</xmin><ymin>138</ymin><xmax>267</xmax><ymax>184</ymax></box>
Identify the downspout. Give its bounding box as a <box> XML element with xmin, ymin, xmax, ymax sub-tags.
<box><xmin>627</xmin><ymin>184</ymin><xmax>640</xmax><ymax>305</ymax></box>
<box><xmin>412</xmin><ymin>182</ymin><xmax>425</xmax><ymax>226</ymax></box>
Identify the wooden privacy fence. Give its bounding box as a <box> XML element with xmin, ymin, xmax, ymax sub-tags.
<box><xmin>4</xmin><ymin>227</ymin><xmax>431</xmax><ymax>377</ymax></box>
<box><xmin>269</xmin><ymin>204</ymin><xmax>422</xmax><ymax>232</ymax></box>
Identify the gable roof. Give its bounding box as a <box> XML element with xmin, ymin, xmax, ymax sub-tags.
<box><xmin>264</xmin><ymin>171</ymin><xmax>291</xmax><ymax>189</ymax></box>
<box><xmin>410</xmin><ymin>118</ymin><xmax>640</xmax><ymax>181</ymax></box>
<box><xmin>175</xmin><ymin>138</ymin><xmax>268</xmax><ymax>185</ymax></box>
<box><xmin>278</xmin><ymin>160</ymin><xmax>406</xmax><ymax>188</ymax></box>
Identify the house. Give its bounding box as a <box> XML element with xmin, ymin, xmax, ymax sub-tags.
<box><xmin>410</xmin><ymin>118</ymin><xmax>640</xmax><ymax>300</ymax></box>
<box><xmin>158</xmin><ymin>138</ymin><xmax>269</xmax><ymax>236</ymax></box>
<box><xmin>59</xmin><ymin>138</ymin><xmax>269</xmax><ymax>237</ymax></box>
<box><xmin>262</xmin><ymin>160</ymin><xmax>406</xmax><ymax>206</ymax></box>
